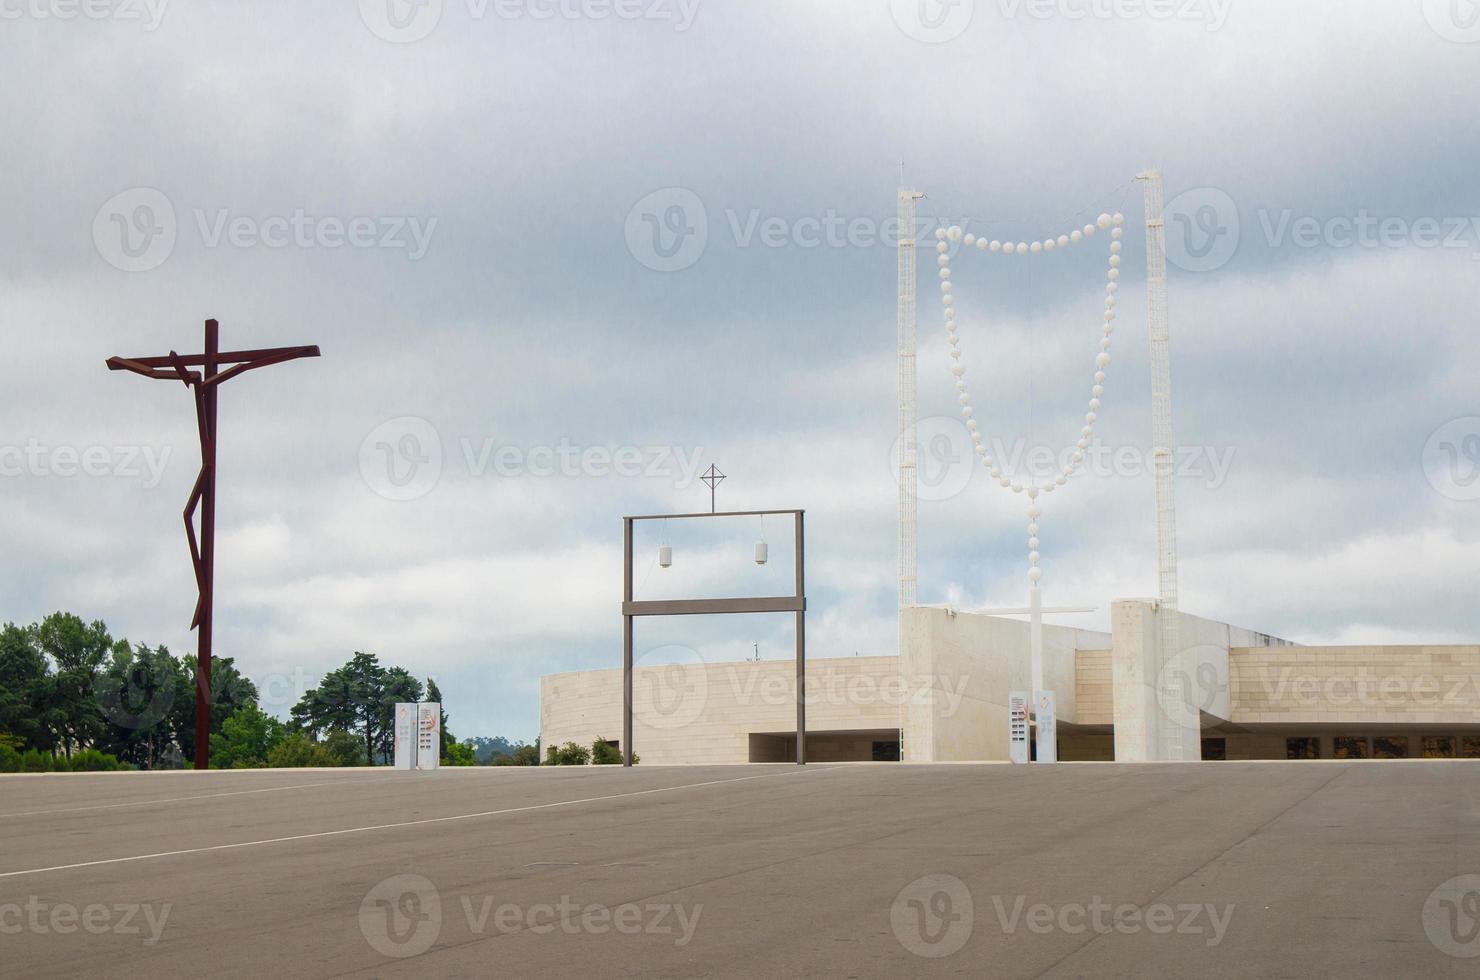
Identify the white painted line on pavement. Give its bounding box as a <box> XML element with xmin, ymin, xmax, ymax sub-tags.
<box><xmin>0</xmin><ymin>768</ymin><xmax>830</xmax><ymax>880</ymax></box>
<box><xmin>0</xmin><ymin>775</ymin><xmax>406</xmax><ymax>819</ymax></box>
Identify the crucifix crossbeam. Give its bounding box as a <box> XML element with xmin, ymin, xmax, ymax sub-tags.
<box><xmin>108</xmin><ymin>318</ymin><xmax>319</xmax><ymax>770</ymax></box>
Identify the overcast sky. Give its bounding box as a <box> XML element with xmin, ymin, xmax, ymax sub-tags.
<box><xmin>3</xmin><ymin>0</ymin><xmax>1478</xmax><ymax>742</ymax></box>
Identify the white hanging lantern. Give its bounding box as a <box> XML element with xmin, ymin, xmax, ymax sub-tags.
<box><xmin>754</xmin><ymin>541</ymin><xmax>768</xmax><ymax>565</ymax></box>
<box><xmin>658</xmin><ymin>545</ymin><xmax>672</xmax><ymax>568</ymax></box>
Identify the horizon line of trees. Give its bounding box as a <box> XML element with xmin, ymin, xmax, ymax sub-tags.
<box><xmin>0</xmin><ymin>611</ymin><xmax>495</xmax><ymax>771</ymax></box>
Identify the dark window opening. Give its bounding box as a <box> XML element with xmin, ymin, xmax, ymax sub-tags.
<box><xmin>1373</xmin><ymin>736</ymin><xmax>1408</xmax><ymax>759</ymax></box>
<box><xmin>872</xmin><ymin>740</ymin><xmax>901</xmax><ymax>761</ymax></box>
<box><xmin>1423</xmin><ymin>736</ymin><xmax>1456</xmax><ymax>759</ymax></box>
<box><xmin>1286</xmin><ymin>737</ymin><xmax>1319</xmax><ymax>760</ymax></box>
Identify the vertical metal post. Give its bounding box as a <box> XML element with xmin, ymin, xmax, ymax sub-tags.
<box><xmin>622</xmin><ymin>517</ymin><xmax>634</xmax><ymax>767</ymax></box>
<box><xmin>897</xmin><ymin>189</ymin><xmax>922</xmax><ymax>612</ymax></box>
<box><xmin>795</xmin><ymin>510</ymin><xmax>806</xmax><ymax>765</ymax></box>
<box><xmin>897</xmin><ymin>188</ymin><xmax>923</xmax><ymax>762</ymax></box>
<box><xmin>195</xmin><ymin>318</ymin><xmax>218</xmax><ymax>770</ymax></box>
<box><xmin>1139</xmin><ymin>169</ymin><xmax>1184</xmax><ymax>760</ymax></box>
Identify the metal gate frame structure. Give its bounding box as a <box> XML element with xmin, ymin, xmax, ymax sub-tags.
<box><xmin>621</xmin><ymin>509</ymin><xmax>806</xmax><ymax>766</ymax></box>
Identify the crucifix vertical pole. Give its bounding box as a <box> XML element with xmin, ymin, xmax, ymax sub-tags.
<box><xmin>194</xmin><ymin>319</ymin><xmax>219</xmax><ymax>770</ymax></box>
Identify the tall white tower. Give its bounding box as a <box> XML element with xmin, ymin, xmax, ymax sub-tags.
<box><xmin>897</xmin><ymin>187</ymin><xmax>923</xmax><ymax>611</ymax></box>
<box><xmin>1139</xmin><ymin>170</ymin><xmax>1190</xmax><ymax>760</ymax></box>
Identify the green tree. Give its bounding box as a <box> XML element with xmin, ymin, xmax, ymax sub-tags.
<box><xmin>591</xmin><ymin>737</ymin><xmax>630</xmax><ymax>765</ymax></box>
<box><xmin>467</xmin><ymin>735</ymin><xmax>515</xmax><ymax>763</ymax></box>
<box><xmin>94</xmin><ymin>641</ymin><xmax>187</xmax><ymax>769</ymax></box>
<box><xmin>266</xmin><ymin>729</ymin><xmax>363</xmax><ymax>768</ymax></box>
<box><xmin>546</xmin><ymin>741</ymin><xmax>591</xmax><ymax>765</ymax></box>
<box><xmin>265</xmin><ymin>733</ymin><xmax>335</xmax><ymax>768</ymax></box>
<box><xmin>443</xmin><ymin>740</ymin><xmax>475</xmax><ymax>766</ymax></box>
<box><xmin>0</xmin><ymin>623</ymin><xmax>47</xmax><ymax>749</ymax></box>
<box><xmin>291</xmin><ymin>663</ymin><xmax>358</xmax><ymax>741</ymax></box>
<box><xmin>35</xmin><ymin>613</ymin><xmax>113</xmax><ymax>757</ymax></box>
<box><xmin>172</xmin><ymin>656</ymin><xmax>260</xmax><ymax>765</ymax></box>
<box><xmin>322</xmin><ymin>728</ymin><xmax>365</xmax><ymax>766</ymax></box>
<box><xmin>489</xmin><ymin>739</ymin><xmax>540</xmax><ymax>765</ymax></box>
<box><xmin>294</xmin><ymin>653</ymin><xmax>422</xmax><ymax>765</ymax></box>
<box><xmin>209</xmin><ymin>703</ymin><xmax>285</xmax><ymax>768</ymax></box>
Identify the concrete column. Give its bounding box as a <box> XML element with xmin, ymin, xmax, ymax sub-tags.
<box><xmin>1112</xmin><ymin>600</ymin><xmax>1159</xmax><ymax>762</ymax></box>
<box><xmin>1112</xmin><ymin>599</ymin><xmax>1229</xmax><ymax>761</ymax></box>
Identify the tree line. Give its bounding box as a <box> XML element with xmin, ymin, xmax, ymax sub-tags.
<box><xmin>0</xmin><ymin>612</ymin><xmax>483</xmax><ymax>771</ymax></box>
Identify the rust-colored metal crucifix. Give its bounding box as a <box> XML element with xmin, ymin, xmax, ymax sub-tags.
<box><xmin>108</xmin><ymin>319</ymin><xmax>319</xmax><ymax>769</ymax></box>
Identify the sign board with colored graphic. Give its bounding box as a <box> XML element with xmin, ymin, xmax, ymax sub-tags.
<box><xmin>1008</xmin><ymin>691</ymin><xmax>1030</xmax><ymax>765</ymax></box>
<box><xmin>393</xmin><ymin>702</ymin><xmax>441</xmax><ymax>770</ymax></box>
<box><xmin>416</xmin><ymin>702</ymin><xmax>441</xmax><ymax>770</ymax></box>
<box><xmin>393</xmin><ymin>703</ymin><xmax>415</xmax><ymax>769</ymax></box>
<box><xmin>1035</xmin><ymin>691</ymin><xmax>1058</xmax><ymax>764</ymax></box>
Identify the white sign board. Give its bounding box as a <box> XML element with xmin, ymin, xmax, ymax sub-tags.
<box><xmin>393</xmin><ymin>701</ymin><xmax>441</xmax><ymax>770</ymax></box>
<box><xmin>1035</xmin><ymin>691</ymin><xmax>1057</xmax><ymax>764</ymax></box>
<box><xmin>416</xmin><ymin>702</ymin><xmax>441</xmax><ymax>770</ymax></box>
<box><xmin>1008</xmin><ymin>691</ymin><xmax>1030</xmax><ymax>765</ymax></box>
<box><xmin>393</xmin><ymin>703</ymin><xmax>416</xmax><ymax>769</ymax></box>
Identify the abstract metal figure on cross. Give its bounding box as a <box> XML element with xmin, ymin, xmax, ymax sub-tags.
<box><xmin>700</xmin><ymin>464</ymin><xmax>725</xmax><ymax>513</ymax></box>
<box><xmin>107</xmin><ymin>319</ymin><xmax>319</xmax><ymax>769</ymax></box>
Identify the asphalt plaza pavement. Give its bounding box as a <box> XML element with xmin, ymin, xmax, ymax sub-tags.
<box><xmin>1</xmin><ymin>761</ymin><xmax>1477</xmax><ymax>978</ymax></box>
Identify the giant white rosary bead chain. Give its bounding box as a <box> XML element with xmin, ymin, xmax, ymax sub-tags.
<box><xmin>937</xmin><ymin>211</ymin><xmax>1122</xmax><ymax>495</ymax></box>
<box><xmin>936</xmin><ymin>210</ymin><xmax>1125</xmax><ymax>585</ymax></box>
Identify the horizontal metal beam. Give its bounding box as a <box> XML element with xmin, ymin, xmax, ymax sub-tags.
<box><xmin>623</xmin><ymin>596</ymin><xmax>805</xmax><ymax>617</ymax></box>
<box><xmin>624</xmin><ymin>509</ymin><xmax>803</xmax><ymax>521</ymax></box>
<box><xmin>104</xmin><ymin>356</ymin><xmax>200</xmax><ymax>382</ymax></box>
<box><xmin>106</xmin><ymin>346</ymin><xmax>321</xmax><ymax>370</ymax></box>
